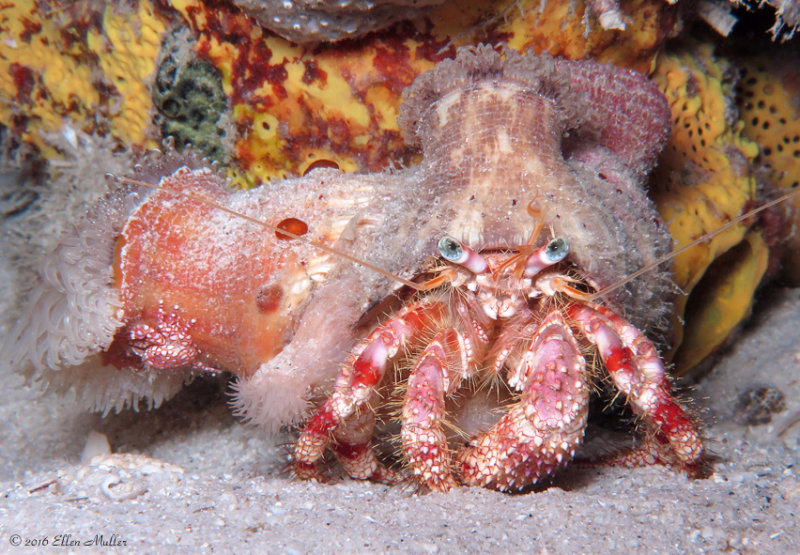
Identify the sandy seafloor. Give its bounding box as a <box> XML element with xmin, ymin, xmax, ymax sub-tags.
<box><xmin>0</xmin><ymin>287</ymin><xmax>798</xmax><ymax>554</ymax></box>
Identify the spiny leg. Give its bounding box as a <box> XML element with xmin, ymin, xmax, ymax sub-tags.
<box><xmin>401</xmin><ymin>328</ymin><xmax>469</xmax><ymax>492</ymax></box>
<box><xmin>568</xmin><ymin>303</ymin><xmax>704</xmax><ymax>469</ymax></box>
<box><xmin>294</xmin><ymin>299</ymin><xmax>446</xmax><ymax>481</ymax></box>
<box><xmin>458</xmin><ymin>311</ymin><xmax>589</xmax><ymax>491</ymax></box>
<box><xmin>330</xmin><ymin>401</ymin><xmax>402</xmax><ymax>483</ymax></box>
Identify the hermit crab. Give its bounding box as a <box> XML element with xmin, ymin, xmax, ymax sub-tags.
<box><xmin>290</xmin><ymin>46</ymin><xmax>704</xmax><ymax>491</ymax></box>
<box><xmin>4</xmin><ymin>46</ymin><xmax>704</xmax><ymax>492</ymax></box>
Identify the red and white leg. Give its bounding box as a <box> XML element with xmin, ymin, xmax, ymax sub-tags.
<box><xmin>329</xmin><ymin>403</ymin><xmax>402</xmax><ymax>483</ymax></box>
<box><xmin>401</xmin><ymin>327</ymin><xmax>474</xmax><ymax>492</ymax></box>
<box><xmin>294</xmin><ymin>299</ymin><xmax>446</xmax><ymax>480</ymax></box>
<box><xmin>458</xmin><ymin>312</ymin><xmax>590</xmax><ymax>491</ymax></box>
<box><xmin>568</xmin><ymin>303</ymin><xmax>704</xmax><ymax>469</ymax></box>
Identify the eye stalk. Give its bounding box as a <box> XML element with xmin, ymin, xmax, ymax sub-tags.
<box><xmin>524</xmin><ymin>237</ymin><xmax>570</xmax><ymax>277</ymax></box>
<box><xmin>438</xmin><ymin>236</ymin><xmax>489</xmax><ymax>274</ymax></box>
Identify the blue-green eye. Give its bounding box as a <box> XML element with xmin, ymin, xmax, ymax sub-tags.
<box><xmin>438</xmin><ymin>236</ymin><xmax>463</xmax><ymax>261</ymax></box>
<box><xmin>543</xmin><ymin>238</ymin><xmax>569</xmax><ymax>263</ymax></box>
<box><xmin>437</xmin><ymin>236</ymin><xmax>489</xmax><ymax>274</ymax></box>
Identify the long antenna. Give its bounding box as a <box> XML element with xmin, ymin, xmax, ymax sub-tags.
<box><xmin>118</xmin><ymin>176</ymin><xmax>423</xmax><ymax>291</ymax></box>
<box><xmin>586</xmin><ymin>187</ymin><xmax>800</xmax><ymax>302</ymax></box>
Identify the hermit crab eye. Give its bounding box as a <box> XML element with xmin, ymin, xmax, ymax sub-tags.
<box><xmin>523</xmin><ymin>237</ymin><xmax>570</xmax><ymax>277</ymax></box>
<box><xmin>543</xmin><ymin>238</ymin><xmax>569</xmax><ymax>263</ymax></box>
<box><xmin>438</xmin><ymin>236</ymin><xmax>463</xmax><ymax>261</ymax></box>
<box><xmin>438</xmin><ymin>236</ymin><xmax>489</xmax><ymax>274</ymax></box>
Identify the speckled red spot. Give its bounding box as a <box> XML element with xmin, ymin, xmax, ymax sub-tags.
<box><xmin>302</xmin><ymin>60</ymin><xmax>327</xmax><ymax>85</ymax></box>
<box><xmin>605</xmin><ymin>345</ymin><xmax>635</xmax><ymax>375</ymax></box>
<box><xmin>19</xmin><ymin>16</ymin><xmax>43</xmax><ymax>43</ymax></box>
<box><xmin>255</xmin><ymin>284</ymin><xmax>283</xmax><ymax>312</ymax></box>
<box><xmin>101</xmin><ymin>327</ymin><xmax>144</xmax><ymax>370</ymax></box>
<box><xmin>10</xmin><ymin>63</ymin><xmax>35</xmax><ymax>104</ymax></box>
<box><xmin>305</xmin><ymin>405</ymin><xmax>338</xmax><ymax>436</ymax></box>
<box><xmin>333</xmin><ymin>441</ymin><xmax>369</xmax><ymax>460</ymax></box>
